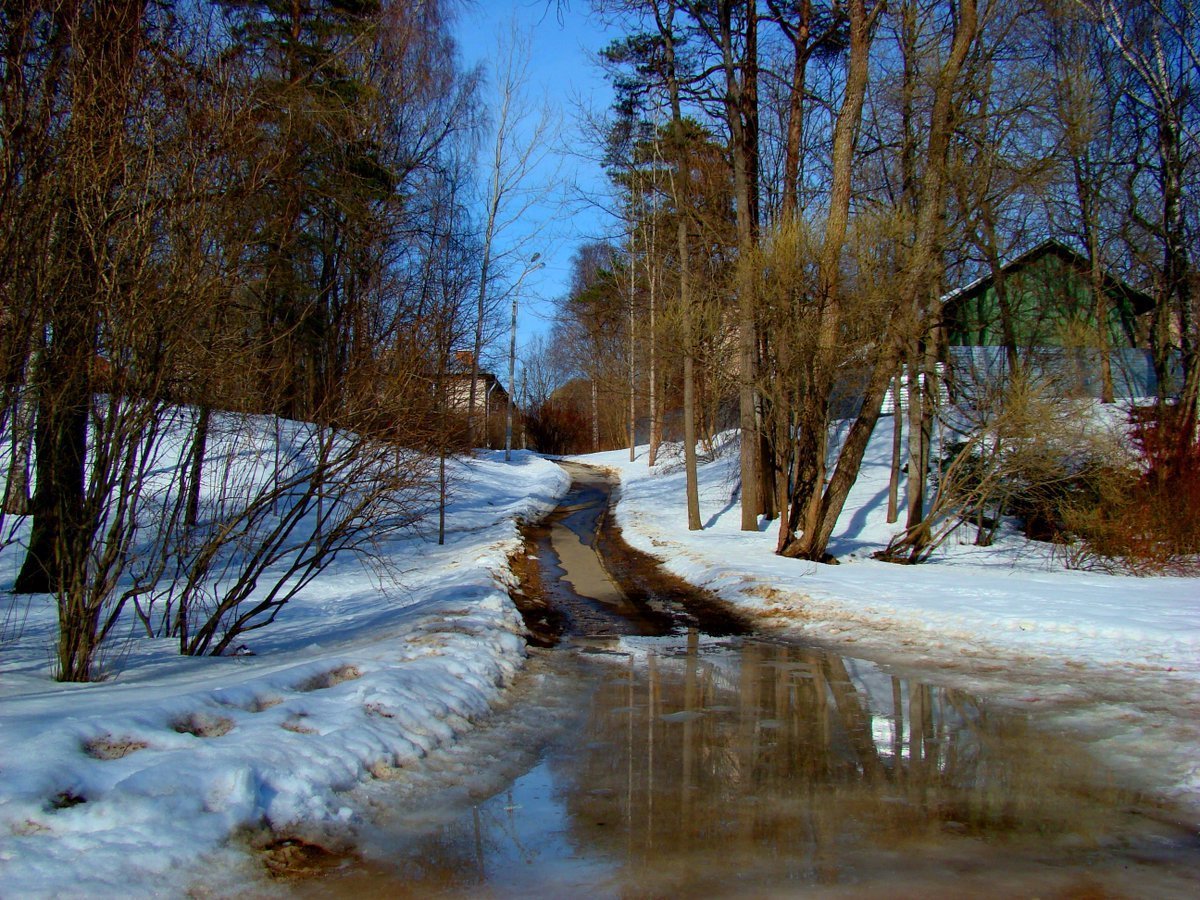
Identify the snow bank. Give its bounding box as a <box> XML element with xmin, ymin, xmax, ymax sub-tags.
<box><xmin>0</xmin><ymin>442</ymin><xmax>569</xmax><ymax>897</ymax></box>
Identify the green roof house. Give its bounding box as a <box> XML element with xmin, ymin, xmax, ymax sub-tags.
<box><xmin>939</xmin><ymin>240</ymin><xmax>1161</xmax><ymax>400</ymax></box>
<box><xmin>942</xmin><ymin>240</ymin><xmax>1153</xmax><ymax>350</ymax></box>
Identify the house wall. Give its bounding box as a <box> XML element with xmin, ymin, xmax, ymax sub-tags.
<box><xmin>946</xmin><ymin>253</ymin><xmax>1142</xmax><ymax>349</ymax></box>
<box><xmin>945</xmin><ymin>346</ymin><xmax>1166</xmax><ymax>401</ymax></box>
<box><xmin>446</xmin><ymin>376</ymin><xmax>508</xmax><ymax>413</ymax></box>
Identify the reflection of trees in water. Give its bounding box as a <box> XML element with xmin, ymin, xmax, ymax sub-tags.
<box><xmin>361</xmin><ymin>639</ymin><xmax>1142</xmax><ymax>894</ymax></box>
<box><xmin>564</xmin><ymin>635</ymin><xmax>1133</xmax><ymax>884</ymax></box>
<box><xmin>373</xmin><ymin>783</ymin><xmax>548</xmax><ymax>893</ymax></box>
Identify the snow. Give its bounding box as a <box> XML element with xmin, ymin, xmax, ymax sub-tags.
<box><xmin>3</xmin><ymin>403</ymin><xmax>1199</xmax><ymax>893</ymax></box>
<box><xmin>573</xmin><ymin>425</ymin><xmax>1200</xmax><ymax>814</ymax></box>
<box><xmin>0</xmin><ymin>430</ymin><xmax>569</xmax><ymax>897</ymax></box>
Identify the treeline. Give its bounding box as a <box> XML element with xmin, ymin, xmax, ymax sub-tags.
<box><xmin>0</xmin><ymin>0</ymin><xmax>496</xmax><ymax>680</ymax></box>
<box><xmin>546</xmin><ymin>0</ymin><xmax>1198</xmax><ymax>561</ymax></box>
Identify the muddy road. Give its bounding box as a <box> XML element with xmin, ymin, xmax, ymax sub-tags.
<box><xmin>509</xmin><ymin>462</ymin><xmax>747</xmax><ymax>643</ymax></box>
<box><xmin>301</xmin><ymin>462</ymin><xmax>1200</xmax><ymax>898</ymax></box>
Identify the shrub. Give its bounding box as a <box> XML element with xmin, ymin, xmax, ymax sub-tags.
<box><xmin>1059</xmin><ymin>406</ymin><xmax>1200</xmax><ymax>575</ymax></box>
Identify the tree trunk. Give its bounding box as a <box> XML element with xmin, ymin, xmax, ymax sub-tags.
<box><xmin>1075</xmin><ymin>159</ymin><xmax>1114</xmax><ymax>402</ymax></box>
<box><xmin>715</xmin><ymin>0</ymin><xmax>762</xmax><ymax>531</ymax></box>
<box><xmin>679</xmin><ymin>189</ymin><xmax>700</xmax><ymax>530</ymax></box>
<box><xmin>468</xmin><ymin>191</ymin><xmax>498</xmax><ymax>444</ymax></box>
<box><xmin>781</xmin><ymin>0</ymin><xmax>875</xmax><ymax>556</ymax></box>
<box><xmin>683</xmin><ymin>339</ymin><xmax>702</xmax><ymax>530</ymax></box>
<box><xmin>783</xmin><ymin>350</ymin><xmax>895</xmax><ymax>559</ymax></box>
<box><xmin>1158</xmin><ymin>105</ymin><xmax>1197</xmax><ymax>460</ymax></box>
<box><xmin>17</xmin><ymin>0</ymin><xmax>148</xmax><ymax>608</ymax></box>
<box><xmin>184</xmin><ymin>404</ymin><xmax>210</xmax><ymax>529</ymax></box>
<box><xmin>629</xmin><ymin>241</ymin><xmax>637</xmax><ymax>461</ymax></box>
<box><xmin>15</xmin><ymin>416</ymin><xmax>83</xmax><ymax>592</ymax></box>
<box><xmin>886</xmin><ymin>368</ymin><xmax>903</xmax><ymax>524</ymax></box>
<box><xmin>3</xmin><ymin>347</ymin><xmax>39</xmax><ymax>515</ymax></box>
<box><xmin>648</xmin><ymin>246</ymin><xmax>661</xmax><ymax>467</ymax></box>
<box><xmin>15</xmin><ymin>310</ymin><xmax>91</xmax><ymax>594</ymax></box>
<box><xmin>903</xmin><ymin>352</ymin><xmax>928</xmax><ymax>546</ymax></box>
<box><xmin>877</xmin><ymin>0</ymin><xmax>978</xmax><ymax>561</ymax></box>
<box><xmin>902</xmin><ymin>334</ymin><xmax>939</xmax><ymax>554</ymax></box>
<box><xmin>787</xmin><ymin>0</ymin><xmax>976</xmax><ymax>562</ymax></box>
<box><xmin>979</xmin><ymin>210</ymin><xmax>1020</xmax><ymax>377</ymax></box>
<box><xmin>661</xmin><ymin>0</ymin><xmax>701</xmax><ymax>528</ymax></box>
<box><xmin>779</xmin><ymin>0</ymin><xmax>812</xmax><ymax>223</ymax></box>
<box><xmin>591</xmin><ymin>376</ymin><xmax>600</xmax><ymax>453</ymax></box>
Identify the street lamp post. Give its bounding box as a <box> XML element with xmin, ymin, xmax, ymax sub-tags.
<box><xmin>506</xmin><ymin>253</ymin><xmax>542</xmax><ymax>462</ymax></box>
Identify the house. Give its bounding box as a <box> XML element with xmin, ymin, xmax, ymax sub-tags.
<box><xmin>939</xmin><ymin>240</ymin><xmax>1159</xmax><ymax>399</ymax></box>
<box><xmin>445</xmin><ymin>351</ymin><xmax>513</xmax><ymax>447</ymax></box>
<box><xmin>446</xmin><ymin>351</ymin><xmax>509</xmax><ymax>411</ymax></box>
<box><xmin>942</xmin><ymin>240</ymin><xmax>1153</xmax><ymax>349</ymax></box>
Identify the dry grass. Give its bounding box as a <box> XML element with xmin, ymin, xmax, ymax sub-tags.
<box><xmin>84</xmin><ymin>735</ymin><xmax>149</xmax><ymax>759</ymax></box>
<box><xmin>295</xmin><ymin>664</ymin><xmax>362</xmax><ymax>693</ymax></box>
<box><xmin>367</xmin><ymin>758</ymin><xmax>404</xmax><ymax>780</ymax></box>
<box><xmin>280</xmin><ymin>715</ymin><xmax>316</xmax><ymax>734</ymax></box>
<box><xmin>241</xmin><ymin>827</ymin><xmax>356</xmax><ymax>882</ymax></box>
<box><xmin>172</xmin><ymin>713</ymin><xmax>234</xmax><ymax>738</ymax></box>
<box><xmin>363</xmin><ymin>702</ymin><xmax>395</xmax><ymax>718</ymax></box>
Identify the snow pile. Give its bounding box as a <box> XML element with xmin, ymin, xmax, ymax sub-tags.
<box><xmin>0</xmin><ymin>441</ymin><xmax>569</xmax><ymax>897</ymax></box>
<box><xmin>576</xmin><ymin>425</ymin><xmax>1200</xmax><ymax>810</ymax></box>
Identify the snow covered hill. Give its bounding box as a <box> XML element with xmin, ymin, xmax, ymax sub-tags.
<box><xmin>0</xmin><ymin>440</ymin><xmax>568</xmax><ymax>897</ymax></box>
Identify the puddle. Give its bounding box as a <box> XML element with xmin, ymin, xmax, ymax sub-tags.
<box><xmin>299</xmin><ymin>463</ymin><xmax>1200</xmax><ymax>897</ymax></box>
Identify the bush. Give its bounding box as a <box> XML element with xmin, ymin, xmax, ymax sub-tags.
<box><xmin>881</xmin><ymin>376</ymin><xmax>1125</xmax><ymax>563</ymax></box>
<box><xmin>1058</xmin><ymin>407</ymin><xmax>1200</xmax><ymax>575</ymax></box>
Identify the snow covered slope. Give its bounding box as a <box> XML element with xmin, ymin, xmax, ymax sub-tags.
<box><xmin>0</xmin><ymin>444</ymin><xmax>568</xmax><ymax>897</ymax></box>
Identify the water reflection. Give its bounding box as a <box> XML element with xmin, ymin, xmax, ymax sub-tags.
<box><xmin>301</xmin><ymin>463</ymin><xmax>1199</xmax><ymax>897</ymax></box>
<box><xmin>559</xmin><ymin>634</ymin><xmax>1189</xmax><ymax>895</ymax></box>
<box><xmin>309</xmin><ymin>634</ymin><xmax>1199</xmax><ymax>898</ymax></box>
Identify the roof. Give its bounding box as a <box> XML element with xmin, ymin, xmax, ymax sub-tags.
<box><xmin>942</xmin><ymin>239</ymin><xmax>1155</xmax><ymax>315</ymax></box>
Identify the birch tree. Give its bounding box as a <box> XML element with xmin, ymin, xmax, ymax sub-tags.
<box><xmin>466</xmin><ymin>20</ymin><xmax>560</xmax><ymax>444</ymax></box>
<box><xmin>1078</xmin><ymin>0</ymin><xmax>1200</xmax><ymax>466</ymax></box>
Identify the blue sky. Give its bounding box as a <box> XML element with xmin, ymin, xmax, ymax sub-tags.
<box><xmin>454</xmin><ymin>1</ymin><xmax>618</xmax><ymax>358</ymax></box>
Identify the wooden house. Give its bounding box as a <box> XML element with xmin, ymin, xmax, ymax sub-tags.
<box><xmin>445</xmin><ymin>351</ymin><xmax>512</xmax><ymax>448</ymax></box>
<box><xmin>942</xmin><ymin>240</ymin><xmax>1153</xmax><ymax>350</ymax></box>
<box><xmin>940</xmin><ymin>240</ymin><xmax>1159</xmax><ymax>399</ymax></box>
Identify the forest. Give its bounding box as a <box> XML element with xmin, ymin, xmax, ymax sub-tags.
<box><xmin>1</xmin><ymin>0</ymin><xmax>1198</xmax><ymax>682</ymax></box>
<box><xmin>0</xmin><ymin>0</ymin><xmax>495</xmax><ymax>681</ymax></box>
<box><xmin>540</xmin><ymin>0</ymin><xmax>1200</xmax><ymax>565</ymax></box>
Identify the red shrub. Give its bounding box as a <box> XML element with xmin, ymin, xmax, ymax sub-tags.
<box><xmin>1066</xmin><ymin>405</ymin><xmax>1200</xmax><ymax>573</ymax></box>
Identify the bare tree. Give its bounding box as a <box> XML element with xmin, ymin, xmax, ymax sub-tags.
<box><xmin>1077</xmin><ymin>0</ymin><xmax>1200</xmax><ymax>465</ymax></box>
<box><xmin>868</xmin><ymin>0</ymin><xmax>982</xmax><ymax>562</ymax></box>
<box><xmin>1046</xmin><ymin>0</ymin><xmax>1124</xmax><ymax>403</ymax></box>
<box><xmin>685</xmin><ymin>0</ymin><xmax>769</xmax><ymax>528</ymax></box>
<box><xmin>466</xmin><ymin>19</ymin><xmax>561</xmax><ymax>445</ymax></box>
<box><xmin>1</xmin><ymin>0</ymin><xmax>484</xmax><ymax>680</ymax></box>
<box><xmin>765</xmin><ymin>1</ymin><xmax>847</xmax><ymax>223</ymax></box>
<box><xmin>772</xmin><ymin>0</ymin><xmax>885</xmax><ymax>560</ymax></box>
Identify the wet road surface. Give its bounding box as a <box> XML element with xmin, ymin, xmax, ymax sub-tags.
<box><xmin>301</xmin><ymin>462</ymin><xmax>1200</xmax><ymax>898</ymax></box>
